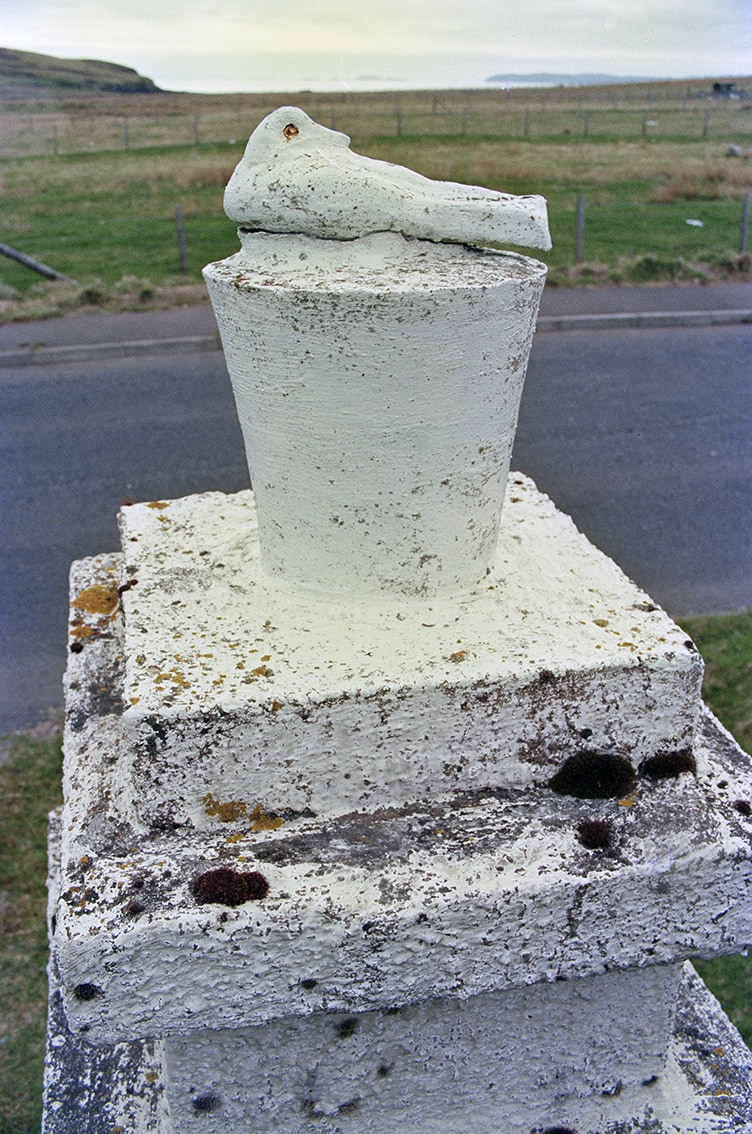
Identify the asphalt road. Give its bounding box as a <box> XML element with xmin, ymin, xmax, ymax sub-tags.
<box><xmin>2</xmin><ymin>321</ymin><xmax>750</xmax><ymax>734</ymax></box>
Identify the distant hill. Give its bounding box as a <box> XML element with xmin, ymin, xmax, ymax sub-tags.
<box><xmin>487</xmin><ymin>72</ymin><xmax>657</xmax><ymax>86</ymax></box>
<box><xmin>0</xmin><ymin>47</ymin><xmax>161</xmax><ymax>94</ymax></box>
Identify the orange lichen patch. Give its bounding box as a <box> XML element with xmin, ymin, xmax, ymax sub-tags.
<box><xmin>203</xmin><ymin>793</ymin><xmax>248</xmax><ymax>822</ymax></box>
<box><xmin>147</xmin><ymin>501</ymin><xmax>170</xmax><ymax>510</ymax></box>
<box><xmin>154</xmin><ymin>669</ymin><xmax>189</xmax><ymax>688</ymax></box>
<box><xmin>70</xmin><ymin>624</ymin><xmax>95</xmax><ymax>641</ymax></box>
<box><xmin>144</xmin><ymin>1071</ymin><xmax>159</xmax><ymax>1084</ymax></box>
<box><xmin>250</xmin><ymin>805</ymin><xmax>285</xmax><ymax>832</ymax></box>
<box><xmin>251</xmin><ymin>664</ymin><xmax>273</xmax><ymax>678</ymax></box>
<box><xmin>73</xmin><ymin>584</ymin><xmax>119</xmax><ymax>616</ymax></box>
<box><xmin>447</xmin><ymin>650</ymin><xmax>466</xmax><ymax>663</ymax></box>
<box><xmin>593</xmin><ymin>618</ymin><xmax>609</xmax><ymax>628</ymax></box>
<box><xmin>226</xmin><ymin>832</ymin><xmax>246</xmax><ymax>844</ymax></box>
<box><xmin>270</xmin><ymin>701</ymin><xmax>283</xmax><ymax>713</ymax></box>
<box><xmin>618</xmin><ymin>795</ymin><xmax>635</xmax><ymax>807</ymax></box>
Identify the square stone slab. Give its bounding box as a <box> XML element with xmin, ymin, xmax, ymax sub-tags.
<box><xmin>113</xmin><ymin>475</ymin><xmax>703</xmax><ymax>828</ymax></box>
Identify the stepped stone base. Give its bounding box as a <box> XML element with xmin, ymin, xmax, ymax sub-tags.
<box><xmin>42</xmin><ymin>951</ymin><xmax>752</xmax><ymax>1133</ymax></box>
<box><xmin>47</xmin><ymin>483</ymin><xmax>752</xmax><ymax>1132</ymax></box>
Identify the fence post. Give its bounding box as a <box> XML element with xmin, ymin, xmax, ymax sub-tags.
<box><xmin>194</xmin><ymin>112</ymin><xmax>201</xmax><ymax>145</ymax></box>
<box><xmin>175</xmin><ymin>207</ymin><xmax>188</xmax><ymax>274</ymax></box>
<box><xmin>741</xmin><ymin>192</ymin><xmax>751</xmax><ymax>255</ymax></box>
<box><xmin>702</xmin><ymin>109</ymin><xmax>710</xmax><ymax>139</ymax></box>
<box><xmin>395</xmin><ymin>100</ymin><xmax>402</xmax><ymax>137</ymax></box>
<box><xmin>123</xmin><ymin>118</ymin><xmax>130</xmax><ymax>151</ymax></box>
<box><xmin>523</xmin><ymin>108</ymin><xmax>530</xmax><ymax>138</ymax></box>
<box><xmin>583</xmin><ymin>111</ymin><xmax>590</xmax><ymax>137</ymax></box>
<box><xmin>52</xmin><ymin>122</ymin><xmax>59</xmax><ymax>155</ymax></box>
<box><xmin>575</xmin><ymin>195</ymin><xmax>586</xmax><ymax>263</ymax></box>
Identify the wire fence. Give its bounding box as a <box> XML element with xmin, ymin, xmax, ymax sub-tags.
<box><xmin>2</xmin><ymin>93</ymin><xmax>751</xmax><ymax>159</ymax></box>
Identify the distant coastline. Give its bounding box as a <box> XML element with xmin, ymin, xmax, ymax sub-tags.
<box><xmin>486</xmin><ymin>72</ymin><xmax>658</xmax><ymax>86</ymax></box>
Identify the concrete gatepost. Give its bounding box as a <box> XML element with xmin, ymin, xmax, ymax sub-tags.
<box><xmin>43</xmin><ymin>109</ymin><xmax>752</xmax><ymax>1133</ymax></box>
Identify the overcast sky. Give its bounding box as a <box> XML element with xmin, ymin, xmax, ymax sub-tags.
<box><xmin>4</xmin><ymin>0</ymin><xmax>750</xmax><ymax>92</ymax></box>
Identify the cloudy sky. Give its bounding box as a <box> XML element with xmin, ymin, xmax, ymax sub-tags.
<box><xmin>4</xmin><ymin>0</ymin><xmax>750</xmax><ymax>92</ymax></box>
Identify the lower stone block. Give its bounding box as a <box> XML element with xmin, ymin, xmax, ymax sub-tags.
<box><xmin>43</xmin><ymin>962</ymin><xmax>752</xmax><ymax>1133</ymax></box>
<box><xmin>161</xmin><ymin>964</ymin><xmax>679</xmax><ymax>1131</ymax></box>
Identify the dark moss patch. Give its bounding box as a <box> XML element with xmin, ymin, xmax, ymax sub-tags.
<box><xmin>734</xmin><ymin>800</ymin><xmax>752</xmax><ymax>816</ymax></box>
<box><xmin>190</xmin><ymin>867</ymin><xmax>269</xmax><ymax>907</ymax></box>
<box><xmin>640</xmin><ymin>750</ymin><xmax>697</xmax><ymax>780</ymax></box>
<box><xmin>300</xmin><ymin>978</ymin><xmax>318</xmax><ymax>990</ymax></box>
<box><xmin>72</xmin><ymin>983</ymin><xmax>103</xmax><ymax>1002</ymax></box>
<box><xmin>541</xmin><ymin>1127</ymin><xmax>578</xmax><ymax>1134</ymax></box>
<box><xmin>192</xmin><ymin>1092</ymin><xmax>221</xmax><ymax>1113</ymax></box>
<box><xmin>335</xmin><ymin>1017</ymin><xmax>360</xmax><ymax>1039</ymax></box>
<box><xmin>577</xmin><ymin>818</ymin><xmax>612</xmax><ymax>849</ymax></box>
<box><xmin>548</xmin><ymin>751</ymin><xmax>635</xmax><ymax>799</ymax></box>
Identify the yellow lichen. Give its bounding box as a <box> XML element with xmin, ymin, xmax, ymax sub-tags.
<box><xmin>593</xmin><ymin>618</ymin><xmax>609</xmax><ymax>628</ymax></box>
<box><xmin>70</xmin><ymin>625</ymin><xmax>95</xmax><ymax>641</ymax></box>
<box><xmin>447</xmin><ymin>650</ymin><xmax>466</xmax><ymax>663</ymax></box>
<box><xmin>147</xmin><ymin>501</ymin><xmax>169</xmax><ymax>510</ymax></box>
<box><xmin>250</xmin><ymin>805</ymin><xmax>284</xmax><ymax>832</ymax></box>
<box><xmin>203</xmin><ymin>793</ymin><xmax>248</xmax><ymax>822</ymax></box>
<box><xmin>251</xmin><ymin>664</ymin><xmax>273</xmax><ymax>677</ymax></box>
<box><xmin>154</xmin><ymin>669</ymin><xmax>189</xmax><ymax>688</ymax></box>
<box><xmin>73</xmin><ymin>584</ymin><xmax>119</xmax><ymax>616</ymax></box>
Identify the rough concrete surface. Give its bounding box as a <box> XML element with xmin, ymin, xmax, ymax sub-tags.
<box><xmin>112</xmin><ymin>476</ymin><xmax>703</xmax><ymax>826</ymax></box>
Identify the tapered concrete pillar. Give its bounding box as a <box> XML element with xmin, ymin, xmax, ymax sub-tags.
<box><xmin>43</xmin><ymin>108</ymin><xmax>752</xmax><ymax>1134</ymax></box>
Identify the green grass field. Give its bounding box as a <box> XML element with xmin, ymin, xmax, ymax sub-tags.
<box><xmin>1</xmin><ymin>80</ymin><xmax>751</xmax><ymax>318</ymax></box>
<box><xmin>1</xmin><ymin>610</ymin><xmax>750</xmax><ymax>1132</ymax></box>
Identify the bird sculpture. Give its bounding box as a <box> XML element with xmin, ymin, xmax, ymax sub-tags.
<box><xmin>224</xmin><ymin>106</ymin><xmax>551</xmax><ymax>250</ymax></box>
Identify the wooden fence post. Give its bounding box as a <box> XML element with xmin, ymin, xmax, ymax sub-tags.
<box><xmin>175</xmin><ymin>207</ymin><xmax>188</xmax><ymax>274</ymax></box>
<box><xmin>575</xmin><ymin>195</ymin><xmax>586</xmax><ymax>263</ymax></box>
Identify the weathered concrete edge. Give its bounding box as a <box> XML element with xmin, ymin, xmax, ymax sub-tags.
<box><xmin>1</xmin><ymin>309</ymin><xmax>750</xmax><ymax>368</ymax></box>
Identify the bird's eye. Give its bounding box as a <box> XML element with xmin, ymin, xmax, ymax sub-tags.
<box><xmin>282</xmin><ymin>123</ymin><xmax>299</xmax><ymax>140</ymax></box>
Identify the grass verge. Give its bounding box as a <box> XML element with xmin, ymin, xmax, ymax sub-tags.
<box><xmin>1</xmin><ymin>129</ymin><xmax>750</xmax><ymax>319</ymax></box>
<box><xmin>682</xmin><ymin>610</ymin><xmax>752</xmax><ymax>1045</ymax></box>
<box><xmin>0</xmin><ymin>734</ymin><xmax>62</xmax><ymax>1134</ymax></box>
<box><xmin>0</xmin><ymin>613</ymin><xmax>749</xmax><ymax>1126</ymax></box>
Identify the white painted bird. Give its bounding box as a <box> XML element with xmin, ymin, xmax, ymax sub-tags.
<box><xmin>224</xmin><ymin>106</ymin><xmax>551</xmax><ymax>250</ymax></box>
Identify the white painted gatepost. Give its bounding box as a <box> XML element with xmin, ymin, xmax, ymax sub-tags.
<box><xmin>43</xmin><ymin>109</ymin><xmax>752</xmax><ymax>1133</ymax></box>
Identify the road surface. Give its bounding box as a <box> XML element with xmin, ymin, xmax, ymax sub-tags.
<box><xmin>1</xmin><ymin>320</ymin><xmax>750</xmax><ymax>733</ymax></box>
